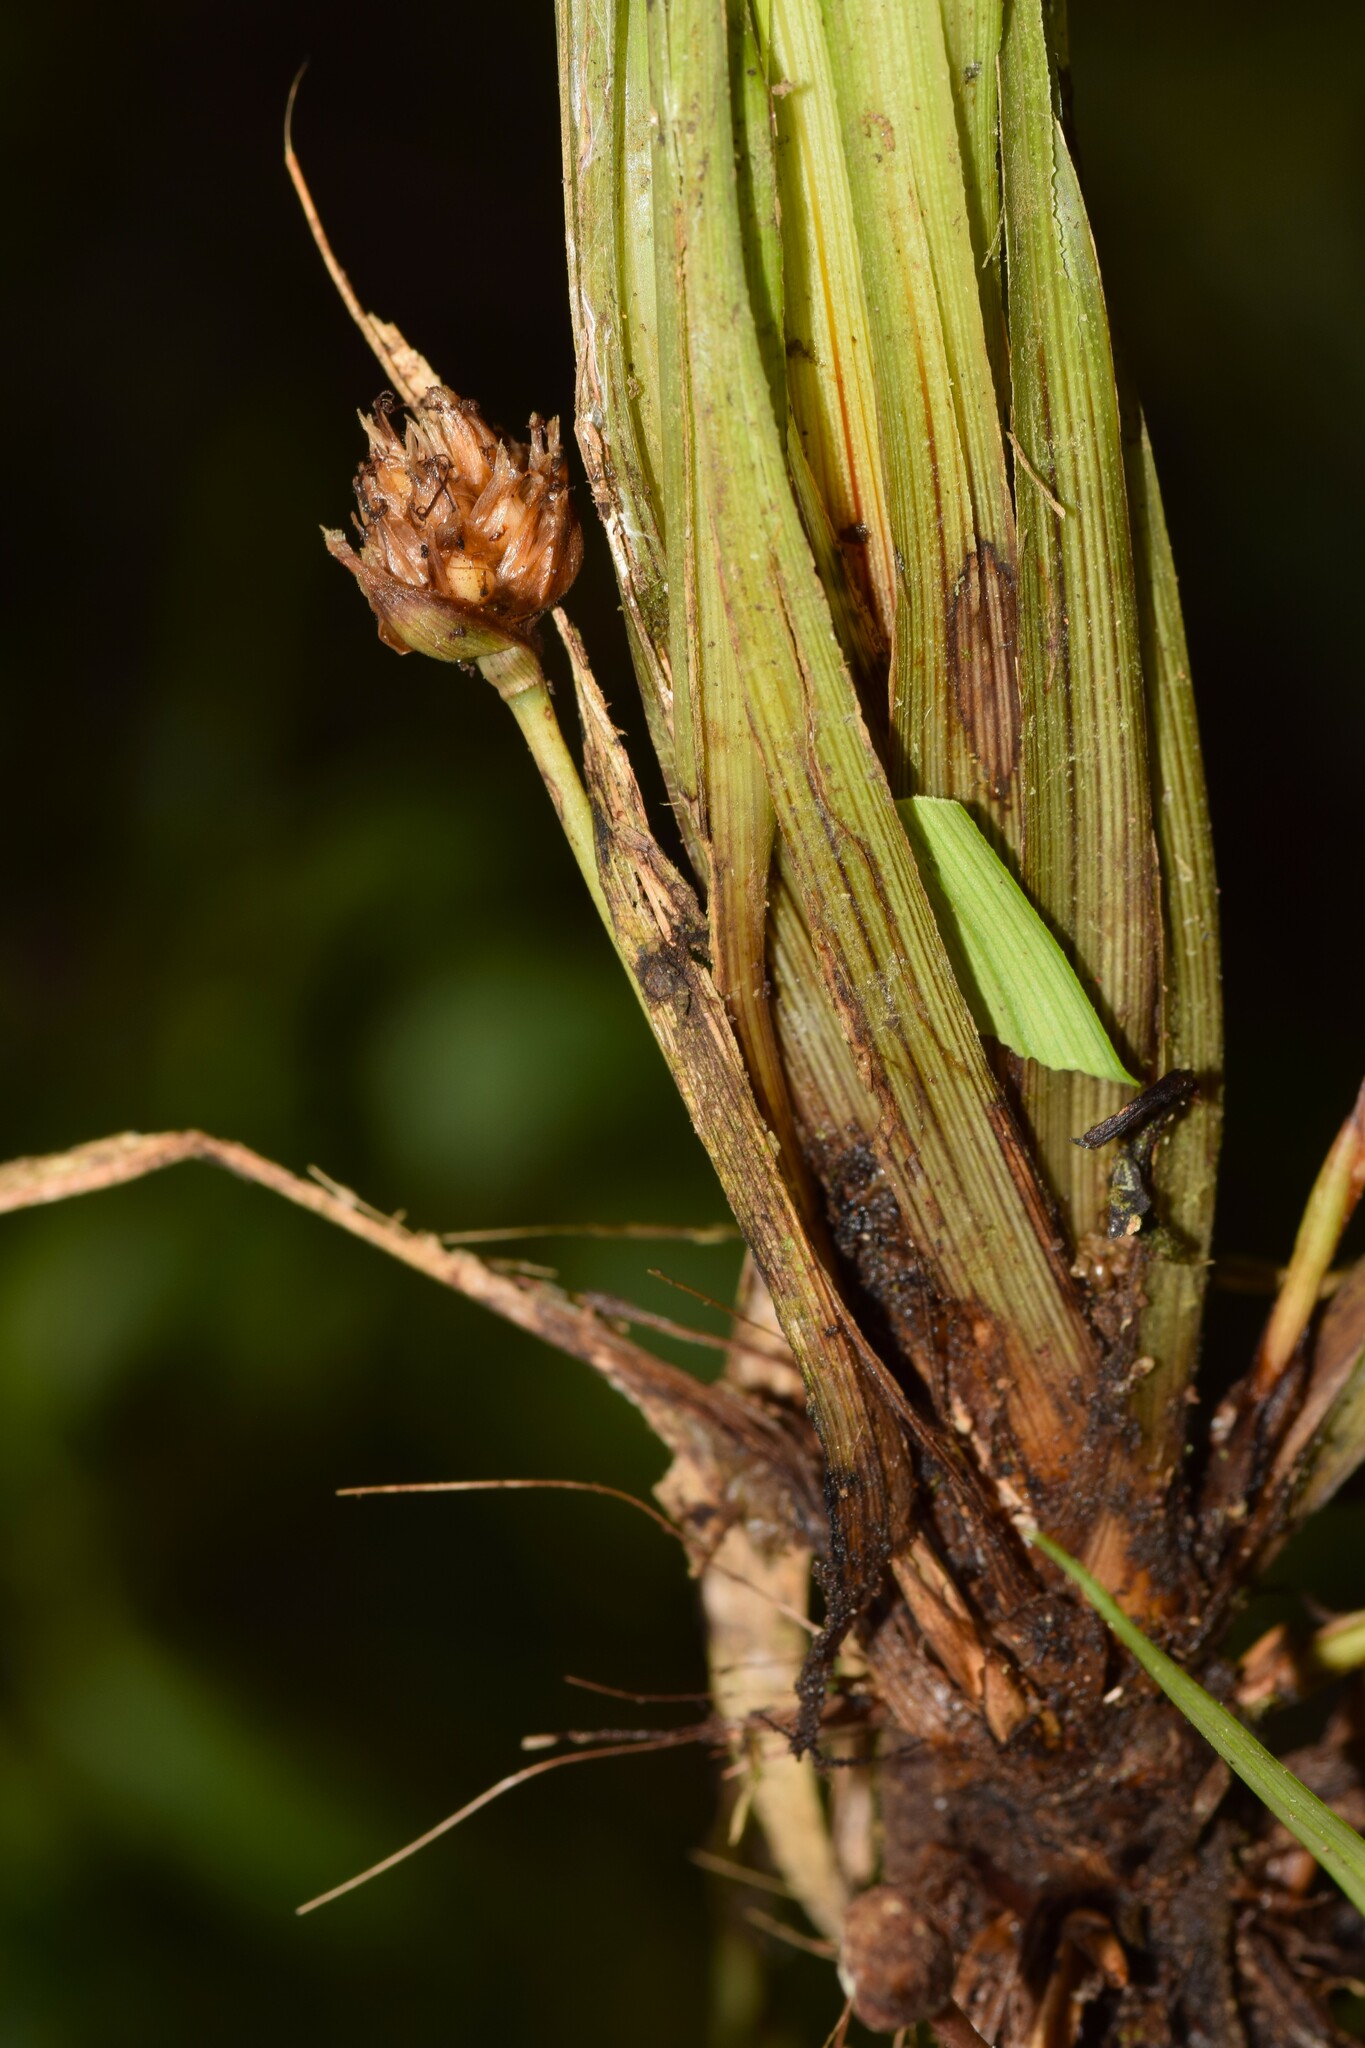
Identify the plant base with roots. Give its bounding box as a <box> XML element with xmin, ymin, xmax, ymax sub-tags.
<box><xmin>685</xmin><ymin>1260</ymin><xmax>1365</xmax><ymax>2047</ymax></box>
<box><xmin>3</xmin><ymin>1130</ymin><xmax>1363</xmax><ymax>2043</ymax></box>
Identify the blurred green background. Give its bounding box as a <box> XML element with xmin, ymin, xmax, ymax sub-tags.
<box><xmin>1</xmin><ymin>2</ymin><xmax>1362</xmax><ymax>2042</ymax></box>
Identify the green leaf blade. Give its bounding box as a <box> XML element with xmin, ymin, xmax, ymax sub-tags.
<box><xmin>898</xmin><ymin>797</ymin><xmax>1135</xmax><ymax>1085</ymax></box>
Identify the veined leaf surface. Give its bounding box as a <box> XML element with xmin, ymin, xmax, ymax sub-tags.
<box><xmin>899</xmin><ymin>797</ymin><xmax>1135</xmax><ymax>1085</ymax></box>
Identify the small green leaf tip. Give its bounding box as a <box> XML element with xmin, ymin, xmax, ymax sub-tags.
<box><xmin>1031</xmin><ymin>1529</ymin><xmax>1365</xmax><ymax>1919</ymax></box>
<box><xmin>897</xmin><ymin>798</ymin><xmax>1137</xmax><ymax>1085</ymax></box>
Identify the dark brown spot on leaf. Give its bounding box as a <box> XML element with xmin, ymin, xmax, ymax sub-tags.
<box><xmin>947</xmin><ymin>540</ymin><xmax>1020</xmax><ymax>798</ymax></box>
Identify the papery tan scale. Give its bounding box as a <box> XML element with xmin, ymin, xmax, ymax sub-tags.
<box><xmin>326</xmin><ymin>385</ymin><xmax>582</xmax><ymax>663</ymax></box>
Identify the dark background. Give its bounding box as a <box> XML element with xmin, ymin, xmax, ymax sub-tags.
<box><xmin>1</xmin><ymin>3</ymin><xmax>1362</xmax><ymax>2042</ymax></box>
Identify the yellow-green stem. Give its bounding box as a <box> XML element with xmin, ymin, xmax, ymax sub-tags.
<box><xmin>479</xmin><ymin>640</ymin><xmax>609</xmax><ymax>931</ymax></box>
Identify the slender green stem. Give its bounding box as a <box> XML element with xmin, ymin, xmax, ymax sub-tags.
<box><xmin>478</xmin><ymin>639</ymin><xmax>609</xmax><ymax>930</ymax></box>
<box><xmin>1251</xmin><ymin>1081</ymin><xmax>1365</xmax><ymax>1400</ymax></box>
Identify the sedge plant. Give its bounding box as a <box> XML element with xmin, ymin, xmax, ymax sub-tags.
<box><xmin>4</xmin><ymin>5</ymin><xmax>1365</xmax><ymax>2043</ymax></box>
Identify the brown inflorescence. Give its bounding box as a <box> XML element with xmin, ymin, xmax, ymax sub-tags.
<box><xmin>325</xmin><ymin>386</ymin><xmax>583</xmax><ymax>664</ymax></box>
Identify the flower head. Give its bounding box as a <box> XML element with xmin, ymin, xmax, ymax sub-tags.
<box><xmin>326</xmin><ymin>386</ymin><xmax>583</xmax><ymax>662</ymax></box>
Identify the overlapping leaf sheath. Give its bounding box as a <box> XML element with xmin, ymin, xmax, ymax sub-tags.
<box><xmin>644</xmin><ymin>0</ymin><xmax>799</xmax><ymax>1163</ymax></box>
<box><xmin>648</xmin><ymin>0</ymin><xmax>1109</xmax><ymax>1528</ymax></box>
<box><xmin>939</xmin><ymin>0</ymin><xmax>1007</xmax><ymax>410</ymax></box>
<box><xmin>1001</xmin><ymin>1</ymin><xmax>1161</xmax><ymax>1238</ymax></box>
<box><xmin>823</xmin><ymin>0</ymin><xmax>1020</xmax><ymax>841</ymax></box>
<box><xmin>556</xmin><ymin>0</ymin><xmax>1223</xmax><ymax>1629</ymax></box>
<box><xmin>561</xmin><ymin>1</ymin><xmax>815</xmax><ymax>1182</ymax></box>
<box><xmin>560</xmin><ymin>622</ymin><xmax>913</xmax><ymax>1711</ymax></box>
<box><xmin>766</xmin><ymin>0</ymin><xmax>895</xmax><ymax>655</ymax></box>
<box><xmin>1124</xmin><ymin>413</ymin><xmax>1222</xmax><ymax>1457</ymax></box>
<box><xmin>557</xmin><ymin>0</ymin><xmax>679</xmax><ymax>813</ymax></box>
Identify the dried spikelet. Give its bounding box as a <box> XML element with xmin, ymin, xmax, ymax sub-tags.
<box><xmin>326</xmin><ymin>386</ymin><xmax>583</xmax><ymax>663</ymax></box>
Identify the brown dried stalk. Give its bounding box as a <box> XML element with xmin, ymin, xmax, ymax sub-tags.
<box><xmin>0</xmin><ymin>1130</ymin><xmax>821</xmax><ymax>1553</ymax></box>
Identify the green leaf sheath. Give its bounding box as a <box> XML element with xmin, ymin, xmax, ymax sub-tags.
<box><xmin>785</xmin><ymin>418</ymin><xmax>888</xmax><ymax>689</ymax></box>
<box><xmin>938</xmin><ymin>0</ymin><xmax>1007</xmax><ymax>414</ymax></box>
<box><xmin>568</xmin><ymin>633</ymin><xmax>914</xmax><ymax>1674</ymax></box>
<box><xmin>647</xmin><ymin>0</ymin><xmax>802</xmax><ymax>1172</ymax></box>
<box><xmin>646</xmin><ymin>0</ymin><xmax>703</xmax><ymax>819</ymax></box>
<box><xmin>765</xmin><ymin>0</ymin><xmax>896</xmax><ymax>649</ymax></box>
<box><xmin>732</xmin><ymin>0</ymin><xmax>784</xmax><ymax>429</ymax></box>
<box><xmin>1001</xmin><ymin>0</ymin><xmax>1160</xmax><ymax>1239</ymax></box>
<box><xmin>898</xmin><ymin>798</ymin><xmax>1134</xmax><ymax>1085</ymax></box>
<box><xmin>561</xmin><ymin>0</ymin><xmax>790</xmax><ymax>1159</ymax></box>
<box><xmin>1034</xmin><ymin>1532</ymin><xmax>1365</xmax><ymax>1920</ymax></box>
<box><xmin>557</xmin><ymin>0</ymin><xmax>680</xmax><ymax>812</ymax></box>
<box><xmin>823</xmin><ymin>0</ymin><xmax>1020</xmax><ymax>843</ymax></box>
<box><xmin>653</xmin><ymin>0</ymin><xmax>1103</xmax><ymax>1511</ymax></box>
<box><xmin>620</xmin><ymin>0</ymin><xmax>665</xmax><ymax>510</ymax></box>
<box><xmin>1124</xmin><ymin>412</ymin><xmax>1223</xmax><ymax>1457</ymax></box>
